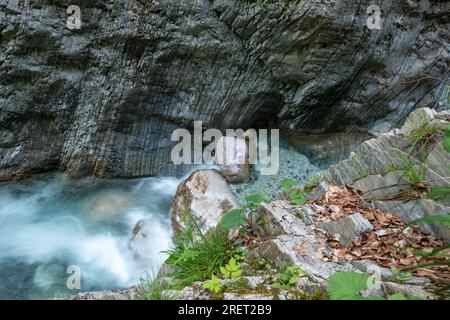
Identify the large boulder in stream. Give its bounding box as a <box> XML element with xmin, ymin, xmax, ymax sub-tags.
<box><xmin>170</xmin><ymin>169</ymin><xmax>241</xmax><ymax>233</ymax></box>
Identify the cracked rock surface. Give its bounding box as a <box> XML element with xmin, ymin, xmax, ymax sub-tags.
<box><xmin>1</xmin><ymin>0</ymin><xmax>448</xmax><ymax>180</ymax></box>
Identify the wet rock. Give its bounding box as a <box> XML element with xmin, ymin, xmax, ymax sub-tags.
<box><xmin>423</xmin><ymin>142</ymin><xmax>450</xmax><ymax>189</ymax></box>
<box><xmin>170</xmin><ymin>169</ymin><xmax>240</xmax><ymax>233</ymax></box>
<box><xmin>86</xmin><ymin>191</ymin><xmax>135</xmax><ymax>218</ymax></box>
<box><xmin>242</xmin><ymin>276</ymin><xmax>266</xmax><ymax>290</ymax></box>
<box><xmin>216</xmin><ymin>136</ymin><xmax>250</xmax><ymax>183</ymax></box>
<box><xmin>128</xmin><ymin>219</ymin><xmax>173</xmax><ymax>263</ymax></box>
<box><xmin>317</xmin><ymin>213</ymin><xmax>373</xmax><ymax>246</ymax></box>
<box><xmin>295</xmin><ymin>277</ymin><xmax>327</xmax><ymax>296</ymax></box>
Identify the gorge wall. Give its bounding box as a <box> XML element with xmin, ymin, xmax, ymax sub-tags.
<box><xmin>0</xmin><ymin>0</ymin><xmax>448</xmax><ymax>181</ymax></box>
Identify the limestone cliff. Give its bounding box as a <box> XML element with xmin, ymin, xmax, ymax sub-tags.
<box><xmin>1</xmin><ymin>0</ymin><xmax>448</xmax><ymax>180</ymax></box>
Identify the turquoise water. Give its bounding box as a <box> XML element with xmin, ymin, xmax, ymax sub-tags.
<box><xmin>0</xmin><ymin>174</ymin><xmax>178</xmax><ymax>299</ymax></box>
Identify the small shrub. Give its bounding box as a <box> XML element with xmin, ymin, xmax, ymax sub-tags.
<box><xmin>136</xmin><ymin>272</ymin><xmax>177</xmax><ymax>300</ymax></box>
<box><xmin>280</xmin><ymin>178</ymin><xmax>306</xmax><ymax>205</ymax></box>
<box><xmin>443</xmin><ymin>124</ymin><xmax>450</xmax><ymax>153</ymax></box>
<box><xmin>203</xmin><ymin>275</ymin><xmax>223</xmax><ymax>294</ymax></box>
<box><xmin>427</xmin><ymin>187</ymin><xmax>450</xmax><ymax>200</ymax></box>
<box><xmin>164</xmin><ymin>225</ymin><xmax>232</xmax><ymax>287</ymax></box>
<box><xmin>220</xmin><ymin>258</ymin><xmax>242</xmax><ymax>280</ymax></box>
<box><xmin>304</xmin><ymin>176</ymin><xmax>321</xmax><ymax>192</ymax></box>
<box><xmin>399</xmin><ymin>154</ymin><xmax>424</xmax><ymax>186</ymax></box>
<box><xmin>272</xmin><ymin>265</ymin><xmax>307</xmax><ymax>288</ymax></box>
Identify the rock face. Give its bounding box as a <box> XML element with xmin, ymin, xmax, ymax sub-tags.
<box><xmin>250</xmin><ymin>201</ymin><xmax>348</xmax><ymax>283</ymax></box>
<box><xmin>170</xmin><ymin>169</ymin><xmax>240</xmax><ymax>233</ymax></box>
<box><xmin>0</xmin><ymin>0</ymin><xmax>448</xmax><ymax>181</ymax></box>
<box><xmin>320</xmin><ymin>108</ymin><xmax>450</xmax><ymax>241</ymax></box>
<box><xmin>317</xmin><ymin>212</ymin><xmax>373</xmax><ymax>246</ymax></box>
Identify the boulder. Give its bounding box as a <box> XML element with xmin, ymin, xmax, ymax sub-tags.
<box><xmin>170</xmin><ymin>169</ymin><xmax>241</xmax><ymax>233</ymax></box>
<box><xmin>85</xmin><ymin>191</ymin><xmax>135</xmax><ymax>218</ymax></box>
<box><xmin>216</xmin><ymin>136</ymin><xmax>250</xmax><ymax>183</ymax></box>
<box><xmin>317</xmin><ymin>213</ymin><xmax>373</xmax><ymax>246</ymax></box>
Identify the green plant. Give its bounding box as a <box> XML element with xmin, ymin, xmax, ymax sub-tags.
<box><xmin>281</xmin><ymin>178</ymin><xmax>297</xmax><ymax>192</ymax></box>
<box><xmin>427</xmin><ymin>187</ymin><xmax>450</xmax><ymax>200</ymax></box>
<box><xmin>164</xmin><ymin>224</ymin><xmax>232</xmax><ymax>287</ymax></box>
<box><xmin>280</xmin><ymin>178</ymin><xmax>306</xmax><ymax>205</ymax></box>
<box><xmin>220</xmin><ymin>258</ymin><xmax>242</xmax><ymax>280</ymax></box>
<box><xmin>245</xmin><ymin>192</ymin><xmax>270</xmax><ymax>210</ymax></box>
<box><xmin>220</xmin><ymin>209</ymin><xmax>246</xmax><ymax>229</ymax></box>
<box><xmin>443</xmin><ymin>124</ymin><xmax>450</xmax><ymax>153</ymax></box>
<box><xmin>220</xmin><ymin>191</ymin><xmax>270</xmax><ymax>230</ymax></box>
<box><xmin>355</xmin><ymin>172</ymin><xmax>369</xmax><ymax>180</ymax></box>
<box><xmin>136</xmin><ymin>272</ymin><xmax>177</xmax><ymax>300</ymax></box>
<box><xmin>203</xmin><ymin>275</ymin><xmax>223</xmax><ymax>294</ymax></box>
<box><xmin>304</xmin><ymin>175</ymin><xmax>321</xmax><ymax>192</ymax></box>
<box><xmin>327</xmin><ymin>272</ymin><xmax>414</xmax><ymax>300</ymax></box>
<box><xmin>390</xmin><ymin>267</ymin><xmax>412</xmax><ymax>281</ymax></box>
<box><xmin>232</xmin><ymin>247</ymin><xmax>247</xmax><ymax>263</ymax></box>
<box><xmin>256</xmin><ymin>0</ymin><xmax>269</xmax><ymax>7</ymax></box>
<box><xmin>399</xmin><ymin>154</ymin><xmax>424</xmax><ymax>186</ymax></box>
<box><xmin>409</xmin><ymin>121</ymin><xmax>440</xmax><ymax>153</ymax></box>
<box><xmin>272</xmin><ymin>265</ymin><xmax>307</xmax><ymax>288</ymax></box>
<box><xmin>409</xmin><ymin>214</ymin><xmax>450</xmax><ymax>226</ymax></box>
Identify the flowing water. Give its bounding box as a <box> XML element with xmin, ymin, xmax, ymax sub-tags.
<box><xmin>0</xmin><ymin>138</ymin><xmax>321</xmax><ymax>300</ymax></box>
<box><xmin>0</xmin><ymin>174</ymin><xmax>179</xmax><ymax>299</ymax></box>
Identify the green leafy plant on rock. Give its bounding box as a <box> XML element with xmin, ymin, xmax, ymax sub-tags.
<box><xmin>443</xmin><ymin>124</ymin><xmax>450</xmax><ymax>153</ymax></box>
<box><xmin>409</xmin><ymin>120</ymin><xmax>440</xmax><ymax>156</ymax></box>
<box><xmin>399</xmin><ymin>154</ymin><xmax>425</xmax><ymax>187</ymax></box>
<box><xmin>245</xmin><ymin>192</ymin><xmax>270</xmax><ymax>211</ymax></box>
<box><xmin>327</xmin><ymin>272</ymin><xmax>415</xmax><ymax>300</ymax></box>
<box><xmin>220</xmin><ymin>191</ymin><xmax>270</xmax><ymax>231</ymax></box>
<box><xmin>136</xmin><ymin>272</ymin><xmax>177</xmax><ymax>300</ymax></box>
<box><xmin>272</xmin><ymin>265</ymin><xmax>307</xmax><ymax>288</ymax></box>
<box><xmin>280</xmin><ymin>178</ymin><xmax>306</xmax><ymax>205</ymax></box>
<box><xmin>203</xmin><ymin>275</ymin><xmax>223</xmax><ymax>295</ymax></box>
<box><xmin>164</xmin><ymin>214</ymin><xmax>232</xmax><ymax>287</ymax></box>
<box><xmin>220</xmin><ymin>208</ymin><xmax>246</xmax><ymax>229</ymax></box>
<box><xmin>220</xmin><ymin>258</ymin><xmax>242</xmax><ymax>280</ymax></box>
